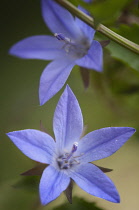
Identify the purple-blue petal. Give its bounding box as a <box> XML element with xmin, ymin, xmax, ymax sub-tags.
<box><xmin>41</xmin><ymin>0</ymin><xmax>82</xmax><ymax>39</ymax></box>
<box><xmin>53</xmin><ymin>85</ymin><xmax>83</xmax><ymax>152</ymax></box>
<box><xmin>78</xmin><ymin>127</ymin><xmax>136</xmax><ymax>162</ymax></box>
<box><xmin>39</xmin><ymin>58</ymin><xmax>75</xmax><ymax>105</ymax></box>
<box><xmin>39</xmin><ymin>165</ymin><xmax>70</xmax><ymax>205</ymax></box>
<box><xmin>75</xmin><ymin>6</ymin><xmax>95</xmax><ymax>43</ymax></box>
<box><xmin>6</xmin><ymin>129</ymin><xmax>56</xmax><ymax>164</ymax></box>
<box><xmin>9</xmin><ymin>35</ymin><xmax>64</xmax><ymax>60</ymax></box>
<box><xmin>69</xmin><ymin>163</ymin><xmax>120</xmax><ymax>203</ymax></box>
<box><xmin>76</xmin><ymin>40</ymin><xmax>103</xmax><ymax>71</ymax></box>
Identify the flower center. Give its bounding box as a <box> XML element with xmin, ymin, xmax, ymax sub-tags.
<box><xmin>57</xmin><ymin>142</ymin><xmax>80</xmax><ymax>169</ymax></box>
<box><xmin>54</xmin><ymin>33</ymin><xmax>90</xmax><ymax>58</ymax></box>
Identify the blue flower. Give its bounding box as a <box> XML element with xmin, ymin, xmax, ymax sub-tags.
<box><xmin>9</xmin><ymin>0</ymin><xmax>103</xmax><ymax>105</ymax></box>
<box><xmin>7</xmin><ymin>85</ymin><xmax>135</xmax><ymax>205</ymax></box>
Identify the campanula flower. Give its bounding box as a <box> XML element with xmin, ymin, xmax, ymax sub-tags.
<box><xmin>7</xmin><ymin>85</ymin><xmax>135</xmax><ymax>205</ymax></box>
<box><xmin>9</xmin><ymin>0</ymin><xmax>103</xmax><ymax>105</ymax></box>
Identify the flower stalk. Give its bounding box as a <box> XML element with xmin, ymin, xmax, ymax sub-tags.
<box><xmin>54</xmin><ymin>0</ymin><xmax>139</xmax><ymax>54</ymax></box>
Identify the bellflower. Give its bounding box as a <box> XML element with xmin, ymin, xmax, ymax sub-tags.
<box><xmin>7</xmin><ymin>85</ymin><xmax>135</xmax><ymax>205</ymax></box>
<box><xmin>9</xmin><ymin>0</ymin><xmax>103</xmax><ymax>105</ymax></box>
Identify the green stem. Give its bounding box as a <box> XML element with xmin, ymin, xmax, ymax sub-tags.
<box><xmin>97</xmin><ymin>24</ymin><xmax>139</xmax><ymax>54</ymax></box>
<box><xmin>54</xmin><ymin>0</ymin><xmax>139</xmax><ymax>54</ymax></box>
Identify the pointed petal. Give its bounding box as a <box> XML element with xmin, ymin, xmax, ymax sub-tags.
<box><xmin>39</xmin><ymin>165</ymin><xmax>70</xmax><ymax>205</ymax></box>
<box><xmin>53</xmin><ymin>85</ymin><xmax>83</xmax><ymax>151</ymax></box>
<box><xmin>39</xmin><ymin>58</ymin><xmax>75</xmax><ymax>105</ymax></box>
<box><xmin>75</xmin><ymin>6</ymin><xmax>95</xmax><ymax>43</ymax></box>
<box><xmin>9</xmin><ymin>35</ymin><xmax>64</xmax><ymax>60</ymax></box>
<box><xmin>7</xmin><ymin>129</ymin><xmax>55</xmax><ymax>164</ymax></box>
<box><xmin>76</xmin><ymin>40</ymin><xmax>103</xmax><ymax>72</ymax></box>
<box><xmin>69</xmin><ymin>163</ymin><xmax>120</xmax><ymax>203</ymax></box>
<box><xmin>41</xmin><ymin>0</ymin><xmax>81</xmax><ymax>39</ymax></box>
<box><xmin>78</xmin><ymin>127</ymin><xmax>136</xmax><ymax>162</ymax></box>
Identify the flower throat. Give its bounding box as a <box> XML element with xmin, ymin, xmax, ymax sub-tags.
<box><xmin>57</xmin><ymin>142</ymin><xmax>80</xmax><ymax>169</ymax></box>
<box><xmin>54</xmin><ymin>33</ymin><xmax>89</xmax><ymax>58</ymax></box>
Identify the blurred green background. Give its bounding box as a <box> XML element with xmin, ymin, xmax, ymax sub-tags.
<box><xmin>1</xmin><ymin>0</ymin><xmax>139</xmax><ymax>209</ymax></box>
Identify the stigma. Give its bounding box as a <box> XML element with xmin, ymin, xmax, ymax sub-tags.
<box><xmin>57</xmin><ymin>142</ymin><xmax>79</xmax><ymax>170</ymax></box>
<box><xmin>66</xmin><ymin>142</ymin><xmax>78</xmax><ymax>160</ymax></box>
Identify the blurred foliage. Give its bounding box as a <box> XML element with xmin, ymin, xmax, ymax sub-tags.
<box><xmin>53</xmin><ymin>197</ymin><xmax>104</xmax><ymax>210</ymax></box>
<box><xmin>13</xmin><ymin>176</ymin><xmax>40</xmax><ymax>193</ymax></box>
<box><xmin>103</xmin><ymin>24</ymin><xmax>139</xmax><ymax>71</ymax></box>
<box><xmin>73</xmin><ymin>0</ymin><xmax>134</xmax><ymax>24</ymax></box>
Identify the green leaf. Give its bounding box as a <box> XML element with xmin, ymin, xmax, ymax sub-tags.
<box><xmin>112</xmin><ymin>24</ymin><xmax>139</xmax><ymax>44</ymax></box>
<box><xmin>96</xmin><ymin>24</ymin><xmax>139</xmax><ymax>71</ymax></box>
<box><xmin>107</xmin><ymin>42</ymin><xmax>139</xmax><ymax>71</ymax></box>
<box><xmin>53</xmin><ymin>197</ymin><xmax>104</xmax><ymax>210</ymax></box>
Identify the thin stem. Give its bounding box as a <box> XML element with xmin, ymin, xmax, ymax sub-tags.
<box><xmin>54</xmin><ymin>0</ymin><xmax>139</xmax><ymax>54</ymax></box>
<box><xmin>97</xmin><ymin>24</ymin><xmax>139</xmax><ymax>54</ymax></box>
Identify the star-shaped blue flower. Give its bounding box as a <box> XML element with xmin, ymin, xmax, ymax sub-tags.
<box><xmin>7</xmin><ymin>85</ymin><xmax>135</xmax><ymax>205</ymax></box>
<box><xmin>9</xmin><ymin>0</ymin><xmax>103</xmax><ymax>105</ymax></box>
